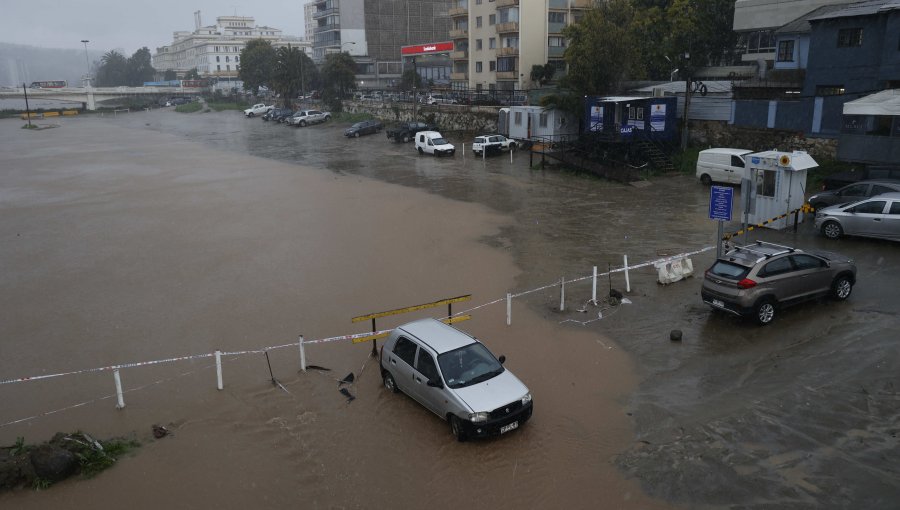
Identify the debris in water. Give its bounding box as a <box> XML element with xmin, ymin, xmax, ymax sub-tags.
<box><xmin>339</xmin><ymin>388</ymin><xmax>355</xmax><ymax>402</ymax></box>
<box><xmin>152</xmin><ymin>425</ymin><xmax>169</xmax><ymax>439</ymax></box>
<box><xmin>339</xmin><ymin>372</ymin><xmax>355</xmax><ymax>385</ymax></box>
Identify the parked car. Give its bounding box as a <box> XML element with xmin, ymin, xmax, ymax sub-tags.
<box><xmin>273</xmin><ymin>108</ymin><xmax>295</xmax><ymax>123</ymax></box>
<box><xmin>700</xmin><ymin>241</ymin><xmax>857</xmax><ymax>325</ymax></box>
<box><xmin>696</xmin><ymin>148</ymin><xmax>753</xmax><ymax>185</ymax></box>
<box><xmin>415</xmin><ymin>131</ymin><xmax>456</xmax><ymax>156</ymax></box>
<box><xmin>386</xmin><ymin>121</ymin><xmax>438</xmax><ymax>143</ymax></box>
<box><xmin>425</xmin><ymin>94</ymin><xmax>457</xmax><ymax>105</ymax></box>
<box><xmin>807</xmin><ymin>180</ymin><xmax>900</xmax><ymax>211</ymax></box>
<box><xmin>822</xmin><ymin>165</ymin><xmax>900</xmax><ymax>190</ymax></box>
<box><xmin>344</xmin><ymin>119</ymin><xmax>384</xmax><ymax>137</ymax></box>
<box><xmin>244</xmin><ymin>103</ymin><xmax>273</xmax><ymax>117</ymax></box>
<box><xmin>288</xmin><ymin>109</ymin><xmax>331</xmax><ymax>127</ymax></box>
<box><xmin>814</xmin><ymin>191</ymin><xmax>900</xmax><ymax>241</ymax></box>
<box><xmin>262</xmin><ymin>107</ymin><xmax>288</xmax><ymax>121</ymax></box>
<box><xmin>472</xmin><ymin>134</ymin><xmax>517</xmax><ymax>156</ymax></box>
<box><xmin>380</xmin><ymin>318</ymin><xmax>532</xmax><ymax>441</ymax></box>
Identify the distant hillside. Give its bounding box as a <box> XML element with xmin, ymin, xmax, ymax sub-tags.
<box><xmin>0</xmin><ymin>43</ymin><xmax>105</xmax><ymax>87</ymax></box>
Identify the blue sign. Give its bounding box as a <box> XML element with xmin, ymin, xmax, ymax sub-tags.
<box><xmin>709</xmin><ymin>186</ymin><xmax>733</xmax><ymax>221</ymax></box>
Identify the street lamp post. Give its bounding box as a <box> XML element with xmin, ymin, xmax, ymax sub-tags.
<box><xmin>80</xmin><ymin>40</ymin><xmax>90</xmax><ymax>86</ymax></box>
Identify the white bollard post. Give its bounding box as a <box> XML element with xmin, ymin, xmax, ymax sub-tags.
<box><xmin>215</xmin><ymin>350</ymin><xmax>223</xmax><ymax>390</ymax></box>
<box><xmin>298</xmin><ymin>335</ymin><xmax>307</xmax><ymax>372</ymax></box>
<box><xmin>506</xmin><ymin>293</ymin><xmax>512</xmax><ymax>326</ymax></box>
<box><xmin>113</xmin><ymin>369</ymin><xmax>125</xmax><ymax>409</ymax></box>
<box><xmin>483</xmin><ymin>145</ymin><xmax>486</xmax><ymax>162</ymax></box>
<box><xmin>560</xmin><ymin>277</ymin><xmax>566</xmax><ymax>311</ymax></box>
<box><xmin>592</xmin><ymin>266</ymin><xmax>598</xmax><ymax>304</ymax></box>
<box><xmin>624</xmin><ymin>255</ymin><xmax>631</xmax><ymax>293</ymax></box>
<box><xmin>510</xmin><ymin>147</ymin><xmax>513</xmax><ymax>164</ymax></box>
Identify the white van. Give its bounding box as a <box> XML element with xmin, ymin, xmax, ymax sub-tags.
<box><xmin>415</xmin><ymin>131</ymin><xmax>456</xmax><ymax>156</ymax></box>
<box><xmin>696</xmin><ymin>148</ymin><xmax>754</xmax><ymax>185</ymax></box>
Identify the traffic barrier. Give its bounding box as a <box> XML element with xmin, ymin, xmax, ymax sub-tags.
<box><xmin>0</xmin><ymin>245</ymin><xmax>715</xmax><ymax>428</ymax></box>
<box><xmin>722</xmin><ymin>205</ymin><xmax>811</xmax><ymax>241</ymax></box>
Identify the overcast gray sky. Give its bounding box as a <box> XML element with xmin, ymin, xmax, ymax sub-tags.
<box><xmin>0</xmin><ymin>0</ymin><xmax>306</xmax><ymax>54</ymax></box>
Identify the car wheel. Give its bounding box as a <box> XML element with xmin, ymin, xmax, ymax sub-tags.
<box><xmin>700</xmin><ymin>174</ymin><xmax>712</xmax><ymax>186</ymax></box>
<box><xmin>417</xmin><ymin>147</ymin><xmax>424</xmax><ymax>154</ymax></box>
<box><xmin>248</xmin><ymin>112</ymin><xmax>254</xmax><ymax>117</ymax></box>
<box><xmin>299</xmin><ymin>120</ymin><xmax>306</xmax><ymax>127</ymax></box>
<box><xmin>754</xmin><ymin>299</ymin><xmax>776</xmax><ymax>325</ymax></box>
<box><xmin>403</xmin><ymin>135</ymin><xmax>411</xmax><ymax>143</ymax></box>
<box><xmin>354</xmin><ymin>132</ymin><xmax>360</xmax><ymax>138</ymax></box>
<box><xmin>449</xmin><ymin>415</ymin><xmax>468</xmax><ymax>442</ymax></box>
<box><xmin>822</xmin><ymin>221</ymin><xmax>843</xmax><ymax>239</ymax></box>
<box><xmin>383</xmin><ymin>371</ymin><xmax>399</xmax><ymax>393</ymax></box>
<box><xmin>831</xmin><ymin>275</ymin><xmax>853</xmax><ymax>300</ymax></box>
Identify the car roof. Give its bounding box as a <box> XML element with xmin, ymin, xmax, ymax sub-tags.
<box><xmin>397</xmin><ymin>318</ymin><xmax>475</xmax><ymax>354</ymax></box>
<box><xmin>419</xmin><ymin>131</ymin><xmax>442</xmax><ymax>137</ymax></box>
<box><xmin>700</xmin><ymin>148</ymin><xmax>754</xmax><ymax>156</ymax></box>
<box><xmin>720</xmin><ymin>241</ymin><xmax>801</xmax><ymax>267</ymax></box>
<box><xmin>839</xmin><ymin>179</ymin><xmax>900</xmax><ymax>188</ymax></box>
<box><xmin>871</xmin><ymin>192</ymin><xmax>900</xmax><ymax>199</ymax></box>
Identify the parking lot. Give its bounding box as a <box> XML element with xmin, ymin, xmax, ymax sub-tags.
<box><xmin>2</xmin><ymin>109</ymin><xmax>898</xmax><ymax>508</ymax></box>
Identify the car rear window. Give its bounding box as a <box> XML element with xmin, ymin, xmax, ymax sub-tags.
<box><xmin>708</xmin><ymin>260</ymin><xmax>750</xmax><ymax>280</ymax></box>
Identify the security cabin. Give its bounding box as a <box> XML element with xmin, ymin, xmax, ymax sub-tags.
<box><xmin>743</xmin><ymin>151</ymin><xmax>818</xmax><ymax>229</ymax></box>
<box><xmin>584</xmin><ymin>96</ymin><xmax>678</xmax><ymax>141</ymax></box>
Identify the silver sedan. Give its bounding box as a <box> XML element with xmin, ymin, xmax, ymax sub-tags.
<box><xmin>814</xmin><ymin>192</ymin><xmax>900</xmax><ymax>241</ymax></box>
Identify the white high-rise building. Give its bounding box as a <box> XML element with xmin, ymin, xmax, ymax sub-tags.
<box><xmin>153</xmin><ymin>13</ymin><xmax>308</xmax><ymax>78</ymax></box>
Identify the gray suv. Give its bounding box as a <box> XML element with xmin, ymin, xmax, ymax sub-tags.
<box><xmin>380</xmin><ymin>318</ymin><xmax>533</xmax><ymax>441</ymax></box>
<box><xmin>701</xmin><ymin>241</ymin><xmax>857</xmax><ymax>325</ymax></box>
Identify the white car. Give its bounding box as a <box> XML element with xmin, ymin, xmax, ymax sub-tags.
<box><xmin>288</xmin><ymin>109</ymin><xmax>331</xmax><ymax>127</ymax></box>
<box><xmin>415</xmin><ymin>131</ymin><xmax>455</xmax><ymax>156</ymax></box>
<box><xmin>243</xmin><ymin>103</ymin><xmax>273</xmax><ymax>117</ymax></box>
<box><xmin>472</xmin><ymin>134</ymin><xmax>517</xmax><ymax>155</ymax></box>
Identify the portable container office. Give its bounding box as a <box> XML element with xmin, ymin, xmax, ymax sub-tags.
<box><xmin>585</xmin><ymin>96</ymin><xmax>678</xmax><ymax>140</ymax></box>
<box><xmin>499</xmin><ymin>106</ymin><xmax>579</xmax><ymax>143</ymax></box>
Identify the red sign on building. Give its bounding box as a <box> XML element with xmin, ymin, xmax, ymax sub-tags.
<box><xmin>400</xmin><ymin>42</ymin><xmax>454</xmax><ymax>55</ymax></box>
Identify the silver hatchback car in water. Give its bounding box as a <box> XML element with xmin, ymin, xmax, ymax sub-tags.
<box><xmin>700</xmin><ymin>241</ymin><xmax>857</xmax><ymax>325</ymax></box>
<box><xmin>380</xmin><ymin>318</ymin><xmax>532</xmax><ymax>441</ymax></box>
<box><xmin>814</xmin><ymin>192</ymin><xmax>900</xmax><ymax>242</ymax></box>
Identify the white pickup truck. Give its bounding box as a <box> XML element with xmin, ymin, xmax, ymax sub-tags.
<box><xmin>243</xmin><ymin>103</ymin><xmax>273</xmax><ymax>117</ymax></box>
<box><xmin>472</xmin><ymin>134</ymin><xmax>517</xmax><ymax>156</ymax></box>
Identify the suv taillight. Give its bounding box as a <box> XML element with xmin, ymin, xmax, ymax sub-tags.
<box><xmin>737</xmin><ymin>278</ymin><xmax>757</xmax><ymax>289</ymax></box>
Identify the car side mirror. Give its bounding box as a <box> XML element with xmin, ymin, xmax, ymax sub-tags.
<box><xmin>427</xmin><ymin>379</ymin><xmax>443</xmax><ymax>389</ymax></box>
<box><xmin>498</xmin><ymin>355</ymin><xmax>506</xmax><ymax>365</ymax></box>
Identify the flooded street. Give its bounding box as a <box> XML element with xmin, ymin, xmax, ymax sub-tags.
<box><xmin>2</xmin><ymin>109</ymin><xmax>899</xmax><ymax>509</ymax></box>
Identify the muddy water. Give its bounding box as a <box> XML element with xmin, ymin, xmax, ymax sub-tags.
<box><xmin>0</xmin><ymin>115</ymin><xmax>669</xmax><ymax>509</ymax></box>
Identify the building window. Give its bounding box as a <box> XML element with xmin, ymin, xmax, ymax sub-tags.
<box><xmin>777</xmin><ymin>40</ymin><xmax>795</xmax><ymax>62</ymax></box>
<box><xmin>489</xmin><ymin>14</ymin><xmax>496</xmax><ymax>25</ymax></box>
<box><xmin>497</xmin><ymin>56</ymin><xmax>516</xmax><ymax>72</ymax></box>
<box><xmin>539</xmin><ymin>113</ymin><xmax>548</xmax><ymax>127</ymax></box>
<box><xmin>756</xmin><ymin>169</ymin><xmax>776</xmax><ymax>197</ymax></box>
<box><xmin>838</xmin><ymin>28</ymin><xmax>863</xmax><ymax>47</ymax></box>
<box><xmin>489</xmin><ymin>38</ymin><xmax>496</xmax><ymax>49</ymax></box>
<box><xmin>514</xmin><ymin>111</ymin><xmax>522</xmax><ymax>125</ymax></box>
<box><xmin>476</xmin><ymin>61</ymin><xmax>483</xmax><ymax>72</ymax></box>
<box><xmin>225</xmin><ymin>56</ymin><xmax>230</xmax><ymax>62</ymax></box>
<box><xmin>548</xmin><ymin>12</ymin><xmax>566</xmax><ymax>23</ymax></box>
<box><xmin>216</xmin><ymin>56</ymin><xmax>220</xmax><ymax>62</ymax></box>
<box><xmin>226</xmin><ymin>65</ymin><xmax>230</xmax><ymax>71</ymax></box>
<box><xmin>548</xmin><ymin>36</ymin><xmax>565</xmax><ymax>47</ymax></box>
<box><xmin>816</xmin><ymin>85</ymin><xmax>845</xmax><ymax>96</ymax></box>
<box><xmin>741</xmin><ymin>30</ymin><xmax>776</xmax><ymax>53</ymax></box>
<box><xmin>489</xmin><ymin>61</ymin><xmax>496</xmax><ymax>71</ymax></box>
<box><xmin>476</xmin><ymin>16</ymin><xmax>482</xmax><ymax>28</ymax></box>
<box><xmin>476</xmin><ymin>39</ymin><xmax>482</xmax><ymax>50</ymax></box>
<box><xmin>217</xmin><ymin>65</ymin><xmax>221</xmax><ymax>71</ymax></box>
<box><xmin>476</xmin><ymin>0</ymin><xmax>482</xmax><ymax>3</ymax></box>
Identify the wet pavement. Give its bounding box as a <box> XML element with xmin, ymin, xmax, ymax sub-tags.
<box><xmin>2</xmin><ymin>109</ymin><xmax>899</xmax><ymax>508</ymax></box>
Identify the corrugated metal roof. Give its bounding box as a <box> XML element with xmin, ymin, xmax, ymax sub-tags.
<box><xmin>843</xmin><ymin>88</ymin><xmax>900</xmax><ymax>115</ymax></box>
<box><xmin>810</xmin><ymin>0</ymin><xmax>900</xmax><ymax>21</ymax></box>
<box><xmin>776</xmin><ymin>3</ymin><xmax>852</xmax><ymax>33</ymax></box>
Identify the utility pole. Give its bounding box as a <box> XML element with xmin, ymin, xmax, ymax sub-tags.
<box><xmin>680</xmin><ymin>52</ymin><xmax>691</xmax><ymax>151</ymax></box>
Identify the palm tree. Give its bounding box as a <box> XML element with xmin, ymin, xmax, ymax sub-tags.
<box><xmin>97</xmin><ymin>50</ymin><xmax>128</xmax><ymax>86</ymax></box>
<box><xmin>272</xmin><ymin>45</ymin><xmax>304</xmax><ymax>107</ymax></box>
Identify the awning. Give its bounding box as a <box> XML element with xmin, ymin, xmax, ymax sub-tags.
<box><xmin>843</xmin><ymin>89</ymin><xmax>900</xmax><ymax>116</ymax></box>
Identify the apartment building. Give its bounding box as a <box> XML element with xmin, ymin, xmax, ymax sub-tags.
<box><xmin>449</xmin><ymin>0</ymin><xmax>591</xmax><ymax>91</ymax></box>
<box><xmin>308</xmin><ymin>0</ymin><xmax>453</xmax><ymax>88</ymax></box>
<box><xmin>152</xmin><ymin>13</ymin><xmax>307</xmax><ymax>78</ymax></box>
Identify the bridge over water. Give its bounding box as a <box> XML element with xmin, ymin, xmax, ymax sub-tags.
<box><xmin>0</xmin><ymin>86</ymin><xmax>206</xmax><ymax>110</ymax></box>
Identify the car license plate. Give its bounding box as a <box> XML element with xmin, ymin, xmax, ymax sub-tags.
<box><xmin>500</xmin><ymin>421</ymin><xmax>518</xmax><ymax>434</ymax></box>
<box><xmin>712</xmin><ymin>299</ymin><xmax>724</xmax><ymax>308</ymax></box>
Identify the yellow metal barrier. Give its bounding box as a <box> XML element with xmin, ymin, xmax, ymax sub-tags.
<box><xmin>351</xmin><ymin>315</ymin><xmax>471</xmax><ymax>344</ymax></box>
<box><xmin>722</xmin><ymin>205</ymin><xmax>812</xmax><ymax>241</ymax></box>
<box><xmin>352</xmin><ymin>295</ymin><xmax>472</xmax><ymax>353</ymax></box>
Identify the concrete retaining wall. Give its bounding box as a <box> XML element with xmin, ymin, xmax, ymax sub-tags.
<box><xmin>343</xmin><ymin>101</ymin><xmax>501</xmax><ymax>135</ymax></box>
<box><xmin>689</xmin><ymin>120</ymin><xmax>838</xmax><ymax>161</ymax></box>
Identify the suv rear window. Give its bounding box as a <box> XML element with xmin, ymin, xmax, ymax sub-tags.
<box><xmin>708</xmin><ymin>260</ymin><xmax>750</xmax><ymax>280</ymax></box>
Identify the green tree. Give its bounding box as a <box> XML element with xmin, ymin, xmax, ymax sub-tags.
<box><xmin>320</xmin><ymin>52</ymin><xmax>357</xmax><ymax>112</ymax></box>
<box><xmin>530</xmin><ymin>64</ymin><xmax>556</xmax><ymax>86</ymax></box>
<box><xmin>126</xmin><ymin>47</ymin><xmax>156</xmax><ymax>86</ymax></box>
<box><xmin>238</xmin><ymin>39</ymin><xmax>276</xmax><ymax>95</ymax></box>
<box><xmin>665</xmin><ymin>0</ymin><xmax>737</xmax><ymax>71</ymax></box>
<box><xmin>399</xmin><ymin>68</ymin><xmax>422</xmax><ymax>91</ymax></box>
<box><xmin>184</xmin><ymin>68</ymin><xmax>201</xmax><ymax>80</ymax></box>
<box><xmin>272</xmin><ymin>45</ymin><xmax>303</xmax><ymax>107</ymax></box>
<box><xmin>561</xmin><ymin>0</ymin><xmax>638</xmax><ymax>95</ymax></box>
<box><xmin>96</xmin><ymin>50</ymin><xmax>128</xmax><ymax>86</ymax></box>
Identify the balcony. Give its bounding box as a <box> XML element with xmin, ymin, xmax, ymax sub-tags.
<box><xmin>496</xmin><ymin>71</ymin><xmax>518</xmax><ymax>80</ymax></box>
<box><xmin>451</xmin><ymin>50</ymin><xmax>469</xmax><ymax>60</ymax></box>
<box><xmin>496</xmin><ymin>0</ymin><xmax>519</xmax><ymax>6</ymax></box>
<box><xmin>450</xmin><ymin>72</ymin><xmax>469</xmax><ymax>81</ymax></box>
<box><xmin>315</xmin><ymin>23</ymin><xmax>340</xmax><ymax>34</ymax></box>
<box><xmin>548</xmin><ymin>46</ymin><xmax>565</xmax><ymax>57</ymax></box>
<box><xmin>312</xmin><ymin>7</ymin><xmax>338</xmax><ymax>19</ymax></box>
<box><xmin>548</xmin><ymin>22</ymin><xmax>566</xmax><ymax>34</ymax></box>
<box><xmin>496</xmin><ymin>22</ymin><xmax>519</xmax><ymax>34</ymax></box>
<box><xmin>498</xmin><ymin>46</ymin><xmax>519</xmax><ymax>56</ymax></box>
<box><xmin>571</xmin><ymin>0</ymin><xmax>593</xmax><ymax>8</ymax></box>
<box><xmin>449</xmin><ymin>6</ymin><xmax>468</xmax><ymax>17</ymax></box>
<box><xmin>449</xmin><ymin>28</ymin><xmax>469</xmax><ymax>39</ymax></box>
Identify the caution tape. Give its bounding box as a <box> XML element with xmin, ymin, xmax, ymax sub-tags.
<box><xmin>722</xmin><ymin>205</ymin><xmax>813</xmax><ymax>241</ymax></box>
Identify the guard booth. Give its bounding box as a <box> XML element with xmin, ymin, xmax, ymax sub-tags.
<box><xmin>742</xmin><ymin>150</ymin><xmax>818</xmax><ymax>229</ymax></box>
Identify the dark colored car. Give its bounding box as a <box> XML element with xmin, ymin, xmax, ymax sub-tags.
<box><xmin>344</xmin><ymin>119</ymin><xmax>384</xmax><ymax>137</ymax></box>
<box><xmin>273</xmin><ymin>108</ymin><xmax>294</xmax><ymax>123</ymax></box>
<box><xmin>386</xmin><ymin>121</ymin><xmax>438</xmax><ymax>143</ymax></box>
<box><xmin>700</xmin><ymin>241</ymin><xmax>857</xmax><ymax>325</ymax></box>
<box><xmin>822</xmin><ymin>165</ymin><xmax>900</xmax><ymax>190</ymax></box>
<box><xmin>807</xmin><ymin>180</ymin><xmax>900</xmax><ymax>210</ymax></box>
<box><xmin>262</xmin><ymin>108</ymin><xmax>284</xmax><ymax>121</ymax></box>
